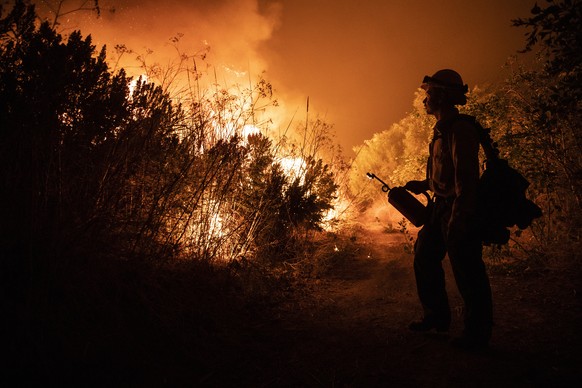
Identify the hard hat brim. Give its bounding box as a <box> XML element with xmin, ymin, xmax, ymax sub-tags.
<box><xmin>421</xmin><ymin>75</ymin><xmax>468</xmax><ymax>93</ymax></box>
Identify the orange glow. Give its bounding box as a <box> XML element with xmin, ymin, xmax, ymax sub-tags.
<box><xmin>33</xmin><ymin>0</ymin><xmax>536</xmax><ymax>245</ymax></box>
<box><xmin>44</xmin><ymin>0</ymin><xmax>535</xmax><ymax>156</ymax></box>
<box><xmin>278</xmin><ymin>156</ymin><xmax>305</xmax><ymax>180</ymax></box>
<box><xmin>321</xmin><ymin>196</ymin><xmax>352</xmax><ymax>231</ymax></box>
<box><xmin>127</xmin><ymin>74</ymin><xmax>148</xmax><ymax>97</ymax></box>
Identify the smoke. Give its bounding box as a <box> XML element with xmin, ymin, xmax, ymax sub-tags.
<box><xmin>28</xmin><ymin>0</ymin><xmax>535</xmax><ymax>156</ymax></box>
<box><xmin>43</xmin><ymin>0</ymin><xmax>282</xmax><ymax>86</ymax></box>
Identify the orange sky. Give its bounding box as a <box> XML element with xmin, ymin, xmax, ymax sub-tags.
<box><xmin>44</xmin><ymin>0</ymin><xmax>536</xmax><ymax>156</ymax></box>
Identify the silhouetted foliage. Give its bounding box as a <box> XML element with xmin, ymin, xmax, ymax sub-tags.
<box><xmin>0</xmin><ymin>1</ymin><xmax>132</xmax><ymax>258</ymax></box>
<box><xmin>514</xmin><ymin>0</ymin><xmax>582</xmax><ymax>79</ymax></box>
<box><xmin>349</xmin><ymin>1</ymin><xmax>582</xmax><ymax>250</ymax></box>
<box><xmin>0</xmin><ymin>0</ymin><xmax>340</xmax><ymax>266</ymax></box>
<box><xmin>348</xmin><ymin>91</ymin><xmax>433</xmax><ymax>209</ymax></box>
<box><xmin>506</xmin><ymin>0</ymin><xmax>582</xmax><ymax>244</ymax></box>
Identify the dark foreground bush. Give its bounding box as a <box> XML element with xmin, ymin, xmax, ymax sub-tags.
<box><xmin>2</xmin><ymin>251</ymin><xmax>286</xmax><ymax>386</ymax></box>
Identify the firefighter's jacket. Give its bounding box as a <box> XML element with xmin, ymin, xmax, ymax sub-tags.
<box><xmin>427</xmin><ymin>113</ymin><xmax>480</xmax><ymax>233</ymax></box>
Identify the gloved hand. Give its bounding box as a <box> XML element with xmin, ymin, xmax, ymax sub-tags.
<box><xmin>404</xmin><ymin>180</ymin><xmax>429</xmax><ymax>195</ymax></box>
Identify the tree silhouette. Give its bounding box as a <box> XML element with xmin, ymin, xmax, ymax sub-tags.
<box><xmin>0</xmin><ymin>1</ymin><xmax>131</xmax><ymax>258</ymax></box>
<box><xmin>0</xmin><ymin>0</ymin><xmax>340</xmax><ymax>266</ymax></box>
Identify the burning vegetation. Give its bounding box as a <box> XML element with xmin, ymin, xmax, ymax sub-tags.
<box><xmin>1</xmin><ymin>0</ymin><xmax>581</xmax><ymax>385</ymax></box>
<box><xmin>0</xmin><ymin>1</ymin><xmax>353</xmax><ymax>381</ymax></box>
<box><xmin>0</xmin><ymin>1</ymin><xmax>346</xmax><ymax>266</ymax></box>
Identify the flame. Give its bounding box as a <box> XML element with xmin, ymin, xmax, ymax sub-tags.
<box><xmin>321</xmin><ymin>196</ymin><xmax>352</xmax><ymax>231</ymax></box>
<box><xmin>128</xmin><ymin>74</ymin><xmax>148</xmax><ymax>96</ymax></box>
<box><xmin>27</xmin><ymin>0</ymin><xmax>347</xmax><ymax>262</ymax></box>
<box><xmin>278</xmin><ymin>156</ymin><xmax>305</xmax><ymax>179</ymax></box>
<box><xmin>242</xmin><ymin>124</ymin><xmax>261</xmax><ymax>139</ymax></box>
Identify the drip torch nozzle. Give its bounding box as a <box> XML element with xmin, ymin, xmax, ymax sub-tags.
<box><xmin>366</xmin><ymin>172</ymin><xmax>391</xmax><ymax>192</ymax></box>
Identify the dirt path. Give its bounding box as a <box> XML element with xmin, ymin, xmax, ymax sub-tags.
<box><xmin>230</xmin><ymin>224</ymin><xmax>582</xmax><ymax>387</ymax></box>
<box><xmin>5</xmin><ymin>223</ymin><xmax>580</xmax><ymax>387</ymax></box>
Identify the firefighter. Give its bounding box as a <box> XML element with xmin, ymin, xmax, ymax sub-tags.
<box><xmin>404</xmin><ymin>69</ymin><xmax>493</xmax><ymax>350</ymax></box>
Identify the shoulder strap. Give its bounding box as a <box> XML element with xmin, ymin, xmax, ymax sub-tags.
<box><xmin>444</xmin><ymin>114</ymin><xmax>501</xmax><ymax>162</ymax></box>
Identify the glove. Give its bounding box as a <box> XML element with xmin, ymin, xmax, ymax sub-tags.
<box><xmin>404</xmin><ymin>180</ymin><xmax>429</xmax><ymax>195</ymax></box>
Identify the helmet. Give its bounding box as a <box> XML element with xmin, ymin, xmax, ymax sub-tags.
<box><xmin>421</xmin><ymin>69</ymin><xmax>468</xmax><ymax>105</ymax></box>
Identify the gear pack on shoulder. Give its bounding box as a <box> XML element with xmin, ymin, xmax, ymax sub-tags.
<box><xmin>443</xmin><ymin>114</ymin><xmax>542</xmax><ymax>245</ymax></box>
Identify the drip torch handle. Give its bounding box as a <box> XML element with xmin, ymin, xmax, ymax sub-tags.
<box><xmin>366</xmin><ymin>172</ymin><xmax>391</xmax><ymax>192</ymax></box>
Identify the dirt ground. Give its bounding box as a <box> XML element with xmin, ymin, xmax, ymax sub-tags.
<box><xmin>211</xmin><ymin>224</ymin><xmax>582</xmax><ymax>387</ymax></box>
<box><xmin>4</xmin><ymin>222</ymin><xmax>581</xmax><ymax>387</ymax></box>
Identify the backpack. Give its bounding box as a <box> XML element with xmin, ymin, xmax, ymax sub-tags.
<box><xmin>448</xmin><ymin>115</ymin><xmax>542</xmax><ymax>245</ymax></box>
